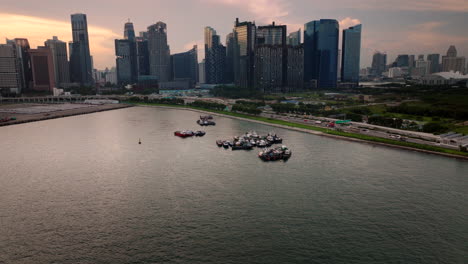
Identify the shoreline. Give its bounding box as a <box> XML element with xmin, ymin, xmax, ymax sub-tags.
<box><xmin>140</xmin><ymin>104</ymin><xmax>468</xmax><ymax>161</ymax></box>
<box><xmin>0</xmin><ymin>104</ymin><xmax>133</xmax><ymax>127</ymax></box>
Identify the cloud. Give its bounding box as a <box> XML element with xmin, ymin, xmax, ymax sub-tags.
<box><xmin>0</xmin><ymin>13</ymin><xmax>119</xmax><ymax>69</ymax></box>
<box><xmin>339</xmin><ymin>0</ymin><xmax>468</xmax><ymax>12</ymax></box>
<box><xmin>339</xmin><ymin>17</ymin><xmax>361</xmax><ymax>29</ymax></box>
<box><xmin>204</xmin><ymin>0</ymin><xmax>290</xmax><ymax>23</ymax></box>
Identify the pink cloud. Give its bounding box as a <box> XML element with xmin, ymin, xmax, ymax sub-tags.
<box><xmin>339</xmin><ymin>17</ymin><xmax>361</xmax><ymax>29</ymax></box>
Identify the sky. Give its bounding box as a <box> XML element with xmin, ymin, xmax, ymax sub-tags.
<box><xmin>1</xmin><ymin>0</ymin><xmax>467</xmax><ymax>69</ymax></box>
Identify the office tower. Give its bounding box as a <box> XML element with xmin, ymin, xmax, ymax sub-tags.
<box><xmin>287</xmin><ymin>45</ymin><xmax>304</xmax><ymax>92</ymax></box>
<box><xmin>44</xmin><ymin>36</ymin><xmax>70</xmax><ymax>87</ymax></box>
<box><xmin>0</xmin><ymin>43</ymin><xmax>23</xmax><ymax>94</ymax></box>
<box><xmin>136</xmin><ymin>37</ymin><xmax>150</xmax><ymax>76</ymax></box>
<box><xmin>233</xmin><ymin>18</ymin><xmax>256</xmax><ymax>88</ymax></box>
<box><xmin>13</xmin><ymin>38</ymin><xmax>32</xmax><ymax>90</ymax></box>
<box><xmin>442</xmin><ymin>46</ymin><xmax>466</xmax><ymax>73</ymax></box>
<box><xmin>147</xmin><ymin>22</ymin><xmax>171</xmax><ymax>82</ymax></box>
<box><xmin>341</xmin><ymin>24</ymin><xmax>362</xmax><ymax>84</ymax></box>
<box><xmin>225</xmin><ymin>33</ymin><xmax>235</xmax><ymax>83</ymax></box>
<box><xmin>70</xmin><ymin>13</ymin><xmax>93</xmax><ymax>85</ymax></box>
<box><xmin>29</xmin><ymin>46</ymin><xmax>55</xmax><ymax>92</ymax></box>
<box><xmin>395</xmin><ymin>55</ymin><xmax>409</xmax><ymax>67</ymax></box>
<box><xmin>287</xmin><ymin>29</ymin><xmax>301</xmax><ymax>46</ymax></box>
<box><xmin>204</xmin><ymin>27</ymin><xmax>226</xmax><ymax>84</ymax></box>
<box><xmin>171</xmin><ymin>45</ymin><xmax>198</xmax><ymax>83</ymax></box>
<box><xmin>409</xmin><ymin>55</ymin><xmax>415</xmax><ymax>68</ymax></box>
<box><xmin>198</xmin><ymin>60</ymin><xmax>206</xmax><ymax>84</ymax></box>
<box><xmin>414</xmin><ymin>57</ymin><xmax>430</xmax><ymax>76</ymax></box>
<box><xmin>427</xmin><ymin>54</ymin><xmax>440</xmax><ymax>74</ymax></box>
<box><xmin>255</xmin><ymin>22</ymin><xmax>287</xmax><ymax>93</ymax></box>
<box><xmin>371</xmin><ymin>52</ymin><xmax>387</xmax><ymax>77</ymax></box>
<box><xmin>124</xmin><ymin>21</ymin><xmax>136</xmax><ymax>41</ymax></box>
<box><xmin>115</xmin><ymin>39</ymin><xmax>137</xmax><ymax>84</ymax></box>
<box><xmin>304</xmin><ymin>19</ymin><xmax>339</xmax><ymax>88</ymax></box>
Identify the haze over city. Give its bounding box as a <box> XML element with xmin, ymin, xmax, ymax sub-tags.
<box><xmin>1</xmin><ymin>0</ymin><xmax>467</xmax><ymax>69</ymax></box>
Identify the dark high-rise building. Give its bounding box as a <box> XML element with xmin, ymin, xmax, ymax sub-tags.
<box><xmin>287</xmin><ymin>45</ymin><xmax>304</xmax><ymax>92</ymax></box>
<box><xmin>427</xmin><ymin>54</ymin><xmax>440</xmax><ymax>74</ymax></box>
<box><xmin>0</xmin><ymin>42</ymin><xmax>23</xmax><ymax>95</ymax></box>
<box><xmin>255</xmin><ymin>22</ymin><xmax>287</xmax><ymax>93</ymax></box>
<box><xmin>341</xmin><ymin>24</ymin><xmax>362</xmax><ymax>84</ymax></box>
<box><xmin>29</xmin><ymin>46</ymin><xmax>55</xmax><ymax>92</ymax></box>
<box><xmin>13</xmin><ymin>38</ymin><xmax>32</xmax><ymax>90</ymax></box>
<box><xmin>304</xmin><ymin>19</ymin><xmax>339</xmax><ymax>88</ymax></box>
<box><xmin>124</xmin><ymin>21</ymin><xmax>136</xmax><ymax>41</ymax></box>
<box><xmin>205</xmin><ymin>27</ymin><xmax>226</xmax><ymax>84</ymax></box>
<box><xmin>233</xmin><ymin>18</ymin><xmax>256</xmax><ymax>88</ymax></box>
<box><xmin>70</xmin><ymin>13</ymin><xmax>93</xmax><ymax>85</ymax></box>
<box><xmin>147</xmin><ymin>22</ymin><xmax>170</xmax><ymax>82</ymax></box>
<box><xmin>371</xmin><ymin>52</ymin><xmax>387</xmax><ymax>77</ymax></box>
<box><xmin>171</xmin><ymin>45</ymin><xmax>198</xmax><ymax>83</ymax></box>
<box><xmin>225</xmin><ymin>33</ymin><xmax>235</xmax><ymax>83</ymax></box>
<box><xmin>255</xmin><ymin>45</ymin><xmax>284</xmax><ymax>93</ymax></box>
<box><xmin>45</xmin><ymin>36</ymin><xmax>70</xmax><ymax>87</ymax></box>
<box><xmin>115</xmin><ymin>39</ymin><xmax>137</xmax><ymax>84</ymax></box>
<box><xmin>136</xmin><ymin>37</ymin><xmax>150</xmax><ymax>76</ymax></box>
<box><xmin>395</xmin><ymin>54</ymin><xmax>409</xmax><ymax>67</ymax></box>
<box><xmin>287</xmin><ymin>29</ymin><xmax>301</xmax><ymax>46</ymax></box>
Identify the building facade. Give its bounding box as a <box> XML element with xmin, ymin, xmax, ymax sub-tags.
<box><xmin>233</xmin><ymin>18</ymin><xmax>256</xmax><ymax>88</ymax></box>
<box><xmin>286</xmin><ymin>45</ymin><xmax>304</xmax><ymax>92</ymax></box>
<box><xmin>29</xmin><ymin>46</ymin><xmax>55</xmax><ymax>92</ymax></box>
<box><xmin>171</xmin><ymin>45</ymin><xmax>198</xmax><ymax>83</ymax></box>
<box><xmin>341</xmin><ymin>24</ymin><xmax>362</xmax><ymax>84</ymax></box>
<box><xmin>427</xmin><ymin>54</ymin><xmax>440</xmax><ymax>74</ymax></box>
<box><xmin>0</xmin><ymin>43</ymin><xmax>23</xmax><ymax>94</ymax></box>
<box><xmin>124</xmin><ymin>21</ymin><xmax>136</xmax><ymax>41</ymax></box>
<box><xmin>70</xmin><ymin>13</ymin><xmax>93</xmax><ymax>85</ymax></box>
<box><xmin>287</xmin><ymin>29</ymin><xmax>301</xmax><ymax>46</ymax></box>
<box><xmin>225</xmin><ymin>33</ymin><xmax>235</xmax><ymax>84</ymax></box>
<box><xmin>45</xmin><ymin>36</ymin><xmax>70</xmax><ymax>88</ymax></box>
<box><xmin>304</xmin><ymin>19</ymin><xmax>339</xmax><ymax>88</ymax></box>
<box><xmin>147</xmin><ymin>22</ymin><xmax>171</xmax><ymax>82</ymax></box>
<box><xmin>205</xmin><ymin>28</ymin><xmax>226</xmax><ymax>84</ymax></box>
<box><xmin>442</xmin><ymin>46</ymin><xmax>466</xmax><ymax>74</ymax></box>
<box><xmin>371</xmin><ymin>52</ymin><xmax>387</xmax><ymax>77</ymax></box>
<box><xmin>115</xmin><ymin>39</ymin><xmax>137</xmax><ymax>84</ymax></box>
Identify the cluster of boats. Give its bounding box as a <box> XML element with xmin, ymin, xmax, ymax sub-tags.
<box><xmin>258</xmin><ymin>146</ymin><xmax>292</xmax><ymax>161</ymax></box>
<box><xmin>216</xmin><ymin>131</ymin><xmax>284</xmax><ymax>150</ymax></box>
<box><xmin>174</xmin><ymin>130</ymin><xmax>206</xmax><ymax>138</ymax></box>
<box><xmin>197</xmin><ymin>115</ymin><xmax>216</xmax><ymax>126</ymax></box>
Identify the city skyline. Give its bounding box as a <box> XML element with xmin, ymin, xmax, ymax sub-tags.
<box><xmin>0</xmin><ymin>0</ymin><xmax>467</xmax><ymax>69</ymax></box>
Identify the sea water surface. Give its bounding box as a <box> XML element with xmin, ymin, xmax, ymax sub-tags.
<box><xmin>0</xmin><ymin>106</ymin><xmax>467</xmax><ymax>264</ymax></box>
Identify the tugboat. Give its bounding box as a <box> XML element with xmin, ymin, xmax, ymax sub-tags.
<box><xmin>216</xmin><ymin>140</ymin><xmax>224</xmax><ymax>147</ymax></box>
<box><xmin>223</xmin><ymin>141</ymin><xmax>230</xmax><ymax>149</ymax></box>
<box><xmin>194</xmin><ymin>131</ymin><xmax>206</xmax><ymax>137</ymax></box>
<box><xmin>231</xmin><ymin>141</ymin><xmax>253</xmax><ymax>150</ymax></box>
<box><xmin>174</xmin><ymin>130</ymin><xmax>195</xmax><ymax>138</ymax></box>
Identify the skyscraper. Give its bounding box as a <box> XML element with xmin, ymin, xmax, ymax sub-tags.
<box><xmin>124</xmin><ymin>21</ymin><xmax>136</xmax><ymax>41</ymax></box>
<box><xmin>11</xmin><ymin>38</ymin><xmax>32</xmax><ymax>91</ymax></box>
<box><xmin>171</xmin><ymin>45</ymin><xmax>198</xmax><ymax>83</ymax></box>
<box><xmin>147</xmin><ymin>22</ymin><xmax>171</xmax><ymax>82</ymax></box>
<box><xmin>287</xmin><ymin>29</ymin><xmax>301</xmax><ymax>46</ymax></box>
<box><xmin>29</xmin><ymin>46</ymin><xmax>55</xmax><ymax>92</ymax></box>
<box><xmin>371</xmin><ymin>52</ymin><xmax>387</xmax><ymax>77</ymax></box>
<box><xmin>427</xmin><ymin>54</ymin><xmax>440</xmax><ymax>74</ymax></box>
<box><xmin>70</xmin><ymin>13</ymin><xmax>93</xmax><ymax>85</ymax></box>
<box><xmin>136</xmin><ymin>37</ymin><xmax>150</xmax><ymax>76</ymax></box>
<box><xmin>442</xmin><ymin>46</ymin><xmax>466</xmax><ymax>73</ymax></box>
<box><xmin>45</xmin><ymin>36</ymin><xmax>70</xmax><ymax>87</ymax></box>
<box><xmin>225</xmin><ymin>33</ymin><xmax>235</xmax><ymax>84</ymax></box>
<box><xmin>304</xmin><ymin>19</ymin><xmax>339</xmax><ymax>88</ymax></box>
<box><xmin>115</xmin><ymin>39</ymin><xmax>137</xmax><ymax>84</ymax></box>
<box><xmin>0</xmin><ymin>43</ymin><xmax>23</xmax><ymax>94</ymax></box>
<box><xmin>287</xmin><ymin>45</ymin><xmax>304</xmax><ymax>92</ymax></box>
<box><xmin>233</xmin><ymin>18</ymin><xmax>256</xmax><ymax>88</ymax></box>
<box><xmin>395</xmin><ymin>55</ymin><xmax>409</xmax><ymax>67</ymax></box>
<box><xmin>255</xmin><ymin>22</ymin><xmax>287</xmax><ymax>93</ymax></box>
<box><xmin>205</xmin><ymin>27</ymin><xmax>226</xmax><ymax>84</ymax></box>
<box><xmin>341</xmin><ymin>24</ymin><xmax>362</xmax><ymax>84</ymax></box>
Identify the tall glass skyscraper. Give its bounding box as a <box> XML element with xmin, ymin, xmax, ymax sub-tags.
<box><xmin>70</xmin><ymin>13</ymin><xmax>93</xmax><ymax>85</ymax></box>
<box><xmin>287</xmin><ymin>29</ymin><xmax>301</xmax><ymax>46</ymax></box>
<box><xmin>124</xmin><ymin>21</ymin><xmax>136</xmax><ymax>41</ymax></box>
<box><xmin>204</xmin><ymin>27</ymin><xmax>226</xmax><ymax>84</ymax></box>
<box><xmin>115</xmin><ymin>39</ymin><xmax>137</xmax><ymax>84</ymax></box>
<box><xmin>45</xmin><ymin>36</ymin><xmax>70</xmax><ymax>87</ymax></box>
<box><xmin>304</xmin><ymin>19</ymin><xmax>339</xmax><ymax>89</ymax></box>
<box><xmin>171</xmin><ymin>45</ymin><xmax>198</xmax><ymax>83</ymax></box>
<box><xmin>427</xmin><ymin>54</ymin><xmax>440</xmax><ymax>74</ymax></box>
<box><xmin>147</xmin><ymin>22</ymin><xmax>170</xmax><ymax>82</ymax></box>
<box><xmin>341</xmin><ymin>24</ymin><xmax>362</xmax><ymax>84</ymax></box>
<box><xmin>233</xmin><ymin>18</ymin><xmax>256</xmax><ymax>88</ymax></box>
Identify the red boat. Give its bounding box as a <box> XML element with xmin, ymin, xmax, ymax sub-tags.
<box><xmin>174</xmin><ymin>130</ymin><xmax>195</xmax><ymax>138</ymax></box>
